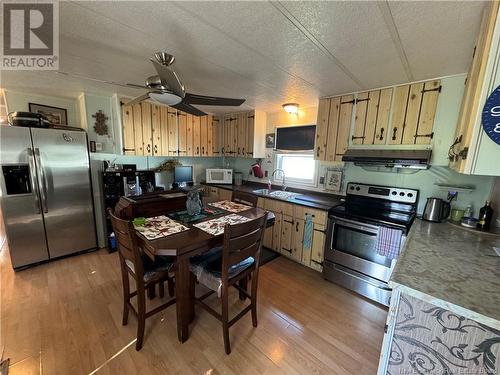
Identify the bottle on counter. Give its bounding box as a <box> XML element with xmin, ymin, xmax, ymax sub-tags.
<box><xmin>477</xmin><ymin>201</ymin><xmax>494</xmax><ymax>230</ymax></box>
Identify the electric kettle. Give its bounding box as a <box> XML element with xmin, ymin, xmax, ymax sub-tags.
<box><xmin>422</xmin><ymin>198</ymin><xmax>451</xmax><ymax>222</ymax></box>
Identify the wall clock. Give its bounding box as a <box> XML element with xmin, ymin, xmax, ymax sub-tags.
<box><xmin>482</xmin><ymin>85</ymin><xmax>500</xmax><ymax>145</ymax></box>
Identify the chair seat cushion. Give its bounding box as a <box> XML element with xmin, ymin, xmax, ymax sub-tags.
<box><xmin>125</xmin><ymin>255</ymin><xmax>174</xmax><ymax>283</ymax></box>
<box><xmin>190</xmin><ymin>247</ymin><xmax>254</xmax><ymax>296</ymax></box>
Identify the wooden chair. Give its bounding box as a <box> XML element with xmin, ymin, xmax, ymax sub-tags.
<box><xmin>108</xmin><ymin>209</ymin><xmax>176</xmax><ymax>350</ymax></box>
<box><xmin>190</xmin><ymin>213</ymin><xmax>267</xmax><ymax>354</ymax></box>
<box><xmin>231</xmin><ymin>190</ymin><xmax>258</xmax><ymax>207</ymax></box>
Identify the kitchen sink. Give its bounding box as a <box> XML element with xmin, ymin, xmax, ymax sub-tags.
<box><xmin>252</xmin><ymin>189</ymin><xmax>302</xmax><ymax>200</ymax></box>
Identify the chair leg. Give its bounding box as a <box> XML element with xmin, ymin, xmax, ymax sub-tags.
<box><xmin>251</xmin><ymin>272</ymin><xmax>258</xmax><ymax>328</ymax></box>
<box><xmin>168</xmin><ymin>277</ymin><xmax>175</xmax><ymax>297</ymax></box>
<box><xmin>221</xmin><ymin>285</ymin><xmax>231</xmax><ymax>354</ymax></box>
<box><xmin>147</xmin><ymin>285</ymin><xmax>156</xmax><ymax>300</ymax></box>
<box><xmin>238</xmin><ymin>276</ymin><xmax>248</xmax><ymax>301</ymax></box>
<box><xmin>121</xmin><ymin>269</ymin><xmax>130</xmax><ymax>326</ymax></box>
<box><xmin>136</xmin><ymin>285</ymin><xmax>146</xmax><ymax>351</ymax></box>
<box><xmin>159</xmin><ymin>280</ymin><xmax>165</xmax><ymax>298</ymax></box>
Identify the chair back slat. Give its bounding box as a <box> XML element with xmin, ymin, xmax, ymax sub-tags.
<box><xmin>108</xmin><ymin>208</ymin><xmax>144</xmax><ymax>277</ymax></box>
<box><xmin>221</xmin><ymin>213</ymin><xmax>267</xmax><ymax>282</ymax></box>
<box><xmin>231</xmin><ymin>191</ymin><xmax>258</xmax><ymax>208</ymax></box>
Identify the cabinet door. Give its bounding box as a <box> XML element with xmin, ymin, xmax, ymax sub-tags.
<box><xmin>315</xmin><ymin>98</ymin><xmax>331</xmax><ymax>160</ymax></box>
<box><xmin>141</xmin><ymin>102</ymin><xmax>153</xmax><ymax>156</ymax></box>
<box><xmin>363</xmin><ymin>90</ymin><xmax>381</xmax><ymax>145</ymax></box>
<box><xmin>246</xmin><ymin>111</ymin><xmax>254</xmax><ymax>158</ymax></box>
<box><xmin>237</xmin><ymin>113</ymin><xmax>247</xmax><ymax>157</ymax></box>
<box><xmin>186</xmin><ymin>114</ymin><xmax>194</xmax><ymax>156</ymax></box>
<box><xmin>205</xmin><ymin>115</ymin><xmax>212</xmax><ymax>156</ymax></box>
<box><xmin>177</xmin><ymin>112</ymin><xmax>188</xmax><ymax>156</ymax></box>
<box><xmin>280</xmin><ymin>216</ymin><xmax>294</xmax><ymax>256</ymax></box>
<box><xmin>389</xmin><ymin>85</ymin><xmax>410</xmax><ymax>144</ymax></box>
<box><xmin>122</xmin><ymin>104</ymin><xmax>135</xmax><ymax>155</ymax></box>
<box><xmin>132</xmin><ymin>103</ymin><xmax>144</xmax><ymax>155</ymax></box>
<box><xmin>167</xmin><ymin>108</ymin><xmax>178</xmax><ymax>156</ymax></box>
<box><xmin>159</xmin><ymin>106</ymin><xmax>169</xmax><ymax>157</ymax></box>
<box><xmin>151</xmin><ymin>104</ymin><xmax>162</xmax><ymax>156</ymax></box>
<box><xmin>232</xmin><ymin>115</ymin><xmax>239</xmax><ymax>157</ymax></box>
<box><xmin>352</xmin><ymin>92</ymin><xmax>369</xmax><ymax>145</ymax></box>
<box><xmin>374</xmin><ymin>88</ymin><xmax>393</xmax><ymax>145</ymax></box>
<box><xmin>219</xmin><ymin>188</ymin><xmax>232</xmax><ymax>200</ymax></box>
<box><xmin>415</xmin><ymin>80</ymin><xmax>441</xmax><ymax>144</ymax></box>
<box><xmin>193</xmin><ymin>115</ymin><xmax>201</xmax><ymax>156</ymax></box>
<box><xmin>335</xmin><ymin>95</ymin><xmax>354</xmax><ymax>161</ymax></box>
<box><xmin>401</xmin><ymin>83</ymin><xmax>424</xmax><ymax>145</ymax></box>
<box><xmin>310</xmin><ymin>224</ymin><xmax>326</xmax><ymax>271</ymax></box>
<box><xmin>212</xmin><ymin>116</ymin><xmax>221</xmax><ymax>156</ymax></box>
<box><xmin>291</xmin><ymin>218</ymin><xmax>304</xmax><ymax>262</ymax></box>
<box><xmin>325</xmin><ymin>96</ymin><xmax>340</xmax><ymax>162</ymax></box>
<box><xmin>223</xmin><ymin>115</ymin><xmax>232</xmax><ymax>156</ymax></box>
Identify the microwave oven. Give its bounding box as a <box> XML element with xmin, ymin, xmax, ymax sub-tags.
<box><xmin>206</xmin><ymin>168</ymin><xmax>233</xmax><ymax>184</ymax></box>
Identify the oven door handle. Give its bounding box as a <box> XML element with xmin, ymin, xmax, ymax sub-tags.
<box><xmin>331</xmin><ymin>216</ymin><xmax>380</xmax><ymax>234</ymax></box>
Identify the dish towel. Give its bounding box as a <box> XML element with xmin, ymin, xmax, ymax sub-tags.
<box><xmin>375</xmin><ymin>226</ymin><xmax>403</xmax><ymax>260</ymax></box>
<box><xmin>303</xmin><ymin>214</ymin><xmax>314</xmax><ymax>252</ymax></box>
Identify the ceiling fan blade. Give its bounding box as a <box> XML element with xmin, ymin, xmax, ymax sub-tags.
<box><xmin>172</xmin><ymin>102</ymin><xmax>207</xmax><ymax>117</ymax></box>
<box><xmin>126</xmin><ymin>83</ymin><xmax>149</xmax><ymax>89</ymax></box>
<box><xmin>184</xmin><ymin>92</ymin><xmax>245</xmax><ymax>106</ymax></box>
<box><xmin>151</xmin><ymin>59</ymin><xmax>185</xmax><ymax>98</ymax></box>
<box><xmin>125</xmin><ymin>93</ymin><xmax>150</xmax><ymax>106</ymax></box>
<box><xmin>56</xmin><ymin>71</ymin><xmax>141</xmax><ymax>89</ymax></box>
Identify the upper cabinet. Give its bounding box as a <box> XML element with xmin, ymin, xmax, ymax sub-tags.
<box><xmin>121</xmin><ymin>101</ymin><xmax>222</xmax><ymax>158</ymax></box>
<box><xmin>449</xmin><ymin>2</ymin><xmax>500</xmax><ymax>176</ymax></box>
<box><xmin>219</xmin><ymin>110</ymin><xmax>266</xmax><ymax>159</ymax></box>
<box><xmin>314</xmin><ymin>78</ymin><xmax>442</xmax><ymax>161</ymax></box>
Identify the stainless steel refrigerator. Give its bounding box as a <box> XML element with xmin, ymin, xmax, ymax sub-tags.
<box><xmin>0</xmin><ymin>126</ymin><xmax>97</xmax><ymax>269</ymax></box>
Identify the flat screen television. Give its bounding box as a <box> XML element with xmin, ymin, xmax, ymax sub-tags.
<box><xmin>174</xmin><ymin>166</ymin><xmax>193</xmax><ymax>183</ymax></box>
<box><xmin>275</xmin><ymin>125</ymin><xmax>316</xmax><ymax>151</ymax></box>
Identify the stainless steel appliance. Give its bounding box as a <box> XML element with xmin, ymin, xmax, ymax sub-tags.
<box><xmin>206</xmin><ymin>168</ymin><xmax>232</xmax><ymax>184</ymax></box>
<box><xmin>422</xmin><ymin>197</ymin><xmax>451</xmax><ymax>222</ymax></box>
<box><xmin>324</xmin><ymin>182</ymin><xmax>419</xmax><ymax>306</ymax></box>
<box><xmin>0</xmin><ymin>126</ymin><xmax>97</xmax><ymax>269</ymax></box>
<box><xmin>342</xmin><ymin>149</ymin><xmax>432</xmax><ymax>169</ymax></box>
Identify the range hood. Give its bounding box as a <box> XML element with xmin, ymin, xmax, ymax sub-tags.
<box><xmin>342</xmin><ymin>149</ymin><xmax>432</xmax><ymax>169</ymax></box>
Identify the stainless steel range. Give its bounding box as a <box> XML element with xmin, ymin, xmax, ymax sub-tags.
<box><xmin>323</xmin><ymin>182</ymin><xmax>419</xmax><ymax>306</ymax></box>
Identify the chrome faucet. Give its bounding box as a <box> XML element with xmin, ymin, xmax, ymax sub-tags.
<box><xmin>271</xmin><ymin>169</ymin><xmax>286</xmax><ymax>191</ymax></box>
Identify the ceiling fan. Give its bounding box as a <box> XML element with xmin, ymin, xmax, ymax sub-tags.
<box><xmin>125</xmin><ymin>51</ymin><xmax>246</xmax><ymax>116</ymax></box>
<box><xmin>56</xmin><ymin>51</ymin><xmax>246</xmax><ymax>117</ymax></box>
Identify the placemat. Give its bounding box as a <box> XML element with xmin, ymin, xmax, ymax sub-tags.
<box><xmin>208</xmin><ymin>200</ymin><xmax>252</xmax><ymax>213</ymax></box>
<box><xmin>193</xmin><ymin>214</ymin><xmax>250</xmax><ymax>236</ymax></box>
<box><xmin>134</xmin><ymin>215</ymin><xmax>189</xmax><ymax>240</ymax></box>
<box><xmin>167</xmin><ymin>207</ymin><xmax>225</xmax><ymax>224</ymax></box>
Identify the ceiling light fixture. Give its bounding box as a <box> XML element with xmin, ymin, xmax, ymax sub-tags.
<box><xmin>282</xmin><ymin>103</ymin><xmax>299</xmax><ymax>114</ymax></box>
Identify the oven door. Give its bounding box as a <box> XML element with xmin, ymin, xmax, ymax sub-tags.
<box><xmin>326</xmin><ymin>216</ymin><xmax>396</xmax><ymax>283</ymax></box>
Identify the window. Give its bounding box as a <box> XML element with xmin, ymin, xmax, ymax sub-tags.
<box><xmin>275</xmin><ymin>153</ymin><xmax>317</xmax><ymax>186</ymax></box>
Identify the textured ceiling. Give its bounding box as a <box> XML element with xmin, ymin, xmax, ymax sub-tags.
<box><xmin>1</xmin><ymin>1</ymin><xmax>486</xmax><ymax>113</ymax></box>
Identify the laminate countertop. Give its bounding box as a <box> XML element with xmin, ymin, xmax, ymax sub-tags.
<box><xmin>390</xmin><ymin>219</ymin><xmax>500</xmax><ymax>329</ymax></box>
<box><xmin>202</xmin><ymin>182</ymin><xmax>345</xmax><ymax>211</ymax></box>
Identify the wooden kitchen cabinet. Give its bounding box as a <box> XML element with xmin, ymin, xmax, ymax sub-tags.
<box><xmin>314</xmin><ymin>98</ymin><xmax>331</xmax><ymax>160</ymax></box>
<box><xmin>151</xmin><ymin>104</ymin><xmax>162</xmax><ymax>156</ymax></box>
<box><xmin>121</xmin><ymin>104</ymin><xmax>136</xmax><ymax>155</ymax></box>
<box><xmin>140</xmin><ymin>102</ymin><xmax>153</xmax><ymax>156</ymax></box>
<box><xmin>291</xmin><ymin>218</ymin><xmax>304</xmax><ymax>262</ymax></box>
<box><xmin>177</xmin><ymin>112</ymin><xmax>188</xmax><ymax>156</ymax></box>
<box><xmin>166</xmin><ymin>107</ymin><xmax>178</xmax><ymax>156</ymax></box>
<box><xmin>192</xmin><ymin>115</ymin><xmax>201</xmax><ymax>156</ymax></box>
<box><xmin>449</xmin><ymin>2</ymin><xmax>500</xmax><ymax>175</ymax></box>
<box><xmin>211</xmin><ymin>116</ymin><xmax>221</xmax><ymax>156</ymax></box>
<box><xmin>310</xmin><ymin>224</ymin><xmax>326</xmax><ymax>271</ymax></box>
<box><xmin>133</xmin><ymin>103</ymin><xmax>144</xmax><ymax>155</ymax></box>
<box><xmin>219</xmin><ymin>110</ymin><xmax>266</xmax><ymax>158</ymax></box>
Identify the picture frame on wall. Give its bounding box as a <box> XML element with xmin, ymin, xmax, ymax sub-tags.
<box><xmin>265</xmin><ymin>133</ymin><xmax>275</xmax><ymax>148</ymax></box>
<box><xmin>29</xmin><ymin>103</ymin><xmax>68</xmax><ymax>125</ymax></box>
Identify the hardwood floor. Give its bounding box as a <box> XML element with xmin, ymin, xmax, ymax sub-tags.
<box><xmin>1</xmin><ymin>245</ymin><xmax>387</xmax><ymax>375</ymax></box>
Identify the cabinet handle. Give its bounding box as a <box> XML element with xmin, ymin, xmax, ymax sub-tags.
<box><xmin>147</xmin><ymin>144</ymin><xmax>151</xmax><ymax>153</ymax></box>
<box><xmin>295</xmin><ymin>221</ymin><xmax>299</xmax><ymax>231</ymax></box>
<box><xmin>316</xmin><ymin>146</ymin><xmax>320</xmax><ymax>157</ymax></box>
<box><xmin>282</xmin><ymin>247</ymin><xmax>292</xmax><ymax>254</ymax></box>
<box><xmin>242</xmin><ymin>147</ymin><xmax>245</xmax><ymax>155</ymax></box>
<box><xmin>154</xmin><ymin>145</ymin><xmax>158</xmax><ymax>154</ymax></box>
<box><xmin>379</xmin><ymin>128</ymin><xmax>384</xmax><ymax>141</ymax></box>
<box><xmin>392</xmin><ymin>127</ymin><xmax>398</xmax><ymax>141</ymax></box>
<box><xmin>196</xmin><ymin>146</ymin><xmax>199</xmax><ymax>155</ymax></box>
<box><xmin>238</xmin><ymin>147</ymin><xmax>241</xmax><ymax>155</ymax></box>
<box><xmin>202</xmin><ymin>146</ymin><xmax>205</xmax><ymax>155</ymax></box>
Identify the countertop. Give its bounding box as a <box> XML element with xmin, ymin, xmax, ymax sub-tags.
<box><xmin>201</xmin><ymin>181</ymin><xmax>345</xmax><ymax>211</ymax></box>
<box><xmin>390</xmin><ymin>219</ymin><xmax>500</xmax><ymax>329</ymax></box>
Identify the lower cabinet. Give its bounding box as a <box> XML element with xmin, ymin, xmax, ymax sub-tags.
<box><xmin>378</xmin><ymin>291</ymin><xmax>500</xmax><ymax>375</ymax></box>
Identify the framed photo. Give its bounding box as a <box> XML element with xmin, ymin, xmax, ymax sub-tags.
<box><xmin>265</xmin><ymin>133</ymin><xmax>275</xmax><ymax>148</ymax></box>
<box><xmin>29</xmin><ymin>103</ymin><xmax>68</xmax><ymax>125</ymax></box>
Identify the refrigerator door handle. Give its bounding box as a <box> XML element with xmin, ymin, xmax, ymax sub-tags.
<box><xmin>27</xmin><ymin>148</ymin><xmax>41</xmax><ymax>214</ymax></box>
<box><xmin>34</xmin><ymin>148</ymin><xmax>48</xmax><ymax>213</ymax></box>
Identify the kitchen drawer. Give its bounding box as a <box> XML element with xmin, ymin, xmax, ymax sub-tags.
<box><xmin>294</xmin><ymin>206</ymin><xmax>327</xmax><ymax>225</ymax></box>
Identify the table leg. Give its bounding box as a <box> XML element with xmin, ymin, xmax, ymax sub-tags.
<box><xmin>175</xmin><ymin>257</ymin><xmax>194</xmax><ymax>343</ymax></box>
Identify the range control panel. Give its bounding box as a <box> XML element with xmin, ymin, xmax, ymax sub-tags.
<box><xmin>346</xmin><ymin>182</ymin><xmax>418</xmax><ymax>204</ymax></box>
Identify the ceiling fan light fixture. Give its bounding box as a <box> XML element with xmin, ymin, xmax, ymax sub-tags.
<box><xmin>282</xmin><ymin>103</ymin><xmax>299</xmax><ymax>114</ymax></box>
<box><xmin>148</xmin><ymin>92</ymin><xmax>182</xmax><ymax>106</ymax></box>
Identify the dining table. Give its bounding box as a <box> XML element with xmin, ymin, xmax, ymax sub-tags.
<box><xmin>135</xmin><ymin>203</ymin><xmax>275</xmax><ymax>343</ymax></box>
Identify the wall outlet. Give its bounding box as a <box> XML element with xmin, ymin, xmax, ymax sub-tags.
<box><xmin>264</xmin><ymin>170</ymin><xmax>268</xmax><ymax>177</ymax></box>
<box><xmin>319</xmin><ymin>176</ymin><xmax>325</xmax><ymax>184</ymax></box>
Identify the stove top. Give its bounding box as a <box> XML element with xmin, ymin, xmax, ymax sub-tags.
<box><xmin>329</xmin><ymin>182</ymin><xmax>419</xmax><ymax>231</ymax></box>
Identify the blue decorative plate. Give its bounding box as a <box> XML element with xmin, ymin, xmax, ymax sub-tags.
<box><xmin>482</xmin><ymin>85</ymin><xmax>500</xmax><ymax>145</ymax></box>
